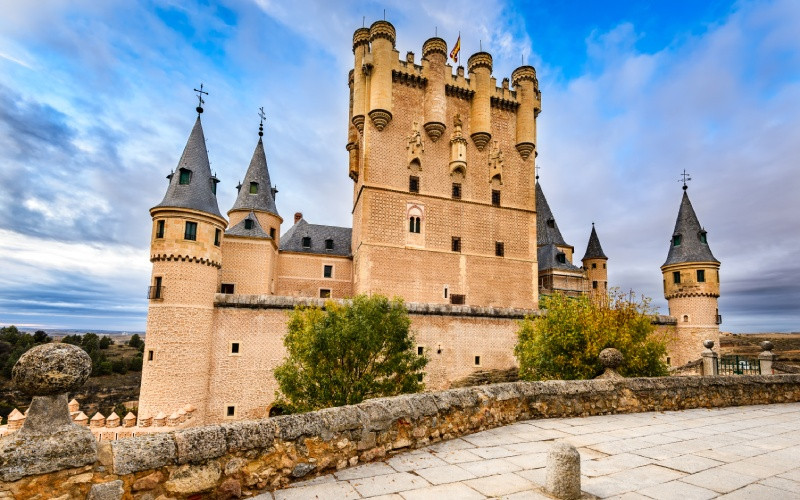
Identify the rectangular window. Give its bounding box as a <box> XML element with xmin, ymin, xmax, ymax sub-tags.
<box><xmin>156</xmin><ymin>220</ymin><xmax>165</xmax><ymax>239</ymax></box>
<box><xmin>184</xmin><ymin>221</ymin><xmax>197</xmax><ymax>241</ymax></box>
<box><xmin>249</xmin><ymin>182</ymin><xmax>258</xmax><ymax>194</ymax></box>
<box><xmin>231</xmin><ymin>342</ymin><xmax>240</xmax><ymax>355</ymax></box>
<box><xmin>452</xmin><ymin>183</ymin><xmax>461</xmax><ymax>199</ymax></box>
<box><xmin>673</xmin><ymin>271</ymin><xmax>681</xmax><ymax>284</ymax></box>
<box><xmin>474</xmin><ymin>355</ymin><xmax>481</xmax><ymax>366</ymax></box>
<box><xmin>214</xmin><ymin>228</ymin><xmax>221</xmax><ymax>246</ymax></box>
<box><xmin>593</xmin><ymin>281</ymin><xmax>598</xmax><ymax>289</ymax></box>
<box><xmin>178</xmin><ymin>169</ymin><xmax>191</xmax><ymax>185</ymax></box>
<box><xmin>451</xmin><ymin>237</ymin><xmax>461</xmax><ymax>252</ymax></box>
<box><xmin>450</xmin><ymin>294</ymin><xmax>466</xmax><ymax>305</ymax></box>
<box><xmin>491</xmin><ymin>190</ymin><xmax>501</xmax><ymax>206</ymax></box>
<box><xmin>320</xmin><ymin>289</ymin><xmax>331</xmax><ymax>298</ymax></box>
<box><xmin>697</xmin><ymin>270</ymin><xmax>705</xmax><ymax>282</ymax></box>
<box><xmin>220</xmin><ymin>283</ymin><xmax>235</xmax><ymax>294</ymax></box>
<box><xmin>409</xmin><ymin>176</ymin><xmax>419</xmax><ymax>193</ymax></box>
<box><xmin>417</xmin><ymin>346</ymin><xmax>424</xmax><ymax>356</ymax></box>
<box><xmin>323</xmin><ymin>265</ymin><xmax>333</xmax><ymax>278</ymax></box>
<box><xmin>443</xmin><ymin>286</ymin><xmax>448</xmax><ymax>299</ymax></box>
<box><xmin>673</xmin><ymin>235</ymin><xmax>682</xmax><ymax>246</ymax></box>
<box><xmin>270</xmin><ymin>227</ymin><xmax>276</xmax><ymax>239</ymax></box>
<box><xmin>226</xmin><ymin>406</ymin><xmax>236</xmax><ymax>418</ymax></box>
<box><xmin>325</xmin><ymin>239</ymin><xmax>334</xmax><ymax>250</ymax></box>
<box><xmin>495</xmin><ymin>241</ymin><xmax>504</xmax><ymax>257</ymax></box>
<box><xmin>302</xmin><ymin>236</ymin><xmax>311</xmax><ymax>248</ymax></box>
<box><xmin>148</xmin><ymin>350</ymin><xmax>154</xmax><ymax>361</ymax></box>
<box><xmin>153</xmin><ymin>276</ymin><xmax>162</xmax><ymax>300</ymax></box>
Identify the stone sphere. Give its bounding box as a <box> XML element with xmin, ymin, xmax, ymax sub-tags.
<box><xmin>760</xmin><ymin>341</ymin><xmax>774</xmax><ymax>352</ymax></box>
<box><xmin>703</xmin><ymin>340</ymin><xmax>715</xmax><ymax>349</ymax></box>
<box><xmin>12</xmin><ymin>343</ymin><xmax>92</xmax><ymax>396</ymax></box>
<box><xmin>599</xmin><ymin>348</ymin><xmax>623</xmax><ymax>369</ymax></box>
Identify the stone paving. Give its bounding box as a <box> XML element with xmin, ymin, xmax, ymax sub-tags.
<box><xmin>256</xmin><ymin>403</ymin><xmax>800</xmax><ymax>499</ymax></box>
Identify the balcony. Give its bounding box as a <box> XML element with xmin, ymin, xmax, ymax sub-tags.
<box><xmin>147</xmin><ymin>286</ymin><xmax>164</xmax><ymax>300</ymax></box>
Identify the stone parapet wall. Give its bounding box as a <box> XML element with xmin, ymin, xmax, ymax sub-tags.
<box><xmin>4</xmin><ymin>375</ymin><xmax>800</xmax><ymax>499</ymax></box>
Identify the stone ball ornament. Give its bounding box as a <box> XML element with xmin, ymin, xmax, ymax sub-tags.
<box><xmin>12</xmin><ymin>343</ymin><xmax>92</xmax><ymax>396</ymax></box>
<box><xmin>760</xmin><ymin>341</ymin><xmax>774</xmax><ymax>352</ymax></box>
<box><xmin>599</xmin><ymin>348</ymin><xmax>623</xmax><ymax>369</ymax></box>
<box><xmin>703</xmin><ymin>339</ymin><xmax>715</xmax><ymax>349</ymax></box>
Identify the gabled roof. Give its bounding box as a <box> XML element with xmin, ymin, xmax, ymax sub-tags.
<box><xmin>225</xmin><ymin>211</ymin><xmax>270</xmax><ymax>239</ymax></box>
<box><xmin>582</xmin><ymin>224</ymin><xmax>607</xmax><ymax>260</ymax></box>
<box><xmin>536</xmin><ymin>182</ymin><xmax>568</xmax><ymax>247</ymax></box>
<box><xmin>538</xmin><ymin>243</ymin><xmax>583</xmax><ymax>273</ymax></box>
<box><xmin>663</xmin><ymin>190</ymin><xmax>719</xmax><ymax>266</ymax></box>
<box><xmin>280</xmin><ymin>218</ymin><xmax>351</xmax><ymax>257</ymax></box>
<box><xmin>153</xmin><ymin>117</ymin><xmax>223</xmax><ymax>218</ymax></box>
<box><xmin>230</xmin><ymin>138</ymin><xmax>279</xmax><ymax>216</ymax></box>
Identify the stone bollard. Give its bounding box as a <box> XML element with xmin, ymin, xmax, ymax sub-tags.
<box><xmin>701</xmin><ymin>340</ymin><xmax>719</xmax><ymax>376</ymax></box>
<box><xmin>0</xmin><ymin>343</ymin><xmax>97</xmax><ymax>482</ymax></box>
<box><xmin>546</xmin><ymin>442</ymin><xmax>581</xmax><ymax>500</ymax></box>
<box><xmin>758</xmin><ymin>341</ymin><xmax>777</xmax><ymax>375</ymax></box>
<box><xmin>595</xmin><ymin>348</ymin><xmax>624</xmax><ymax>379</ymax></box>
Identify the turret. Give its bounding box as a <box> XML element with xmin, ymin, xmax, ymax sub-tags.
<box><xmin>367</xmin><ymin>20</ymin><xmax>396</xmax><ymax>131</ymax></box>
<box><xmin>140</xmin><ymin>105</ymin><xmax>227</xmax><ymax>424</ymax></box>
<box><xmin>421</xmin><ymin>37</ymin><xmax>447</xmax><ymax>142</ymax></box>
<box><xmin>660</xmin><ymin>186</ymin><xmax>721</xmax><ymax>366</ymax></box>
<box><xmin>351</xmin><ymin>28</ymin><xmax>370</xmax><ymax>132</ymax></box>
<box><xmin>467</xmin><ymin>52</ymin><xmax>493</xmax><ymax>151</ymax></box>
<box><xmin>581</xmin><ymin>224</ymin><xmax>608</xmax><ymax>295</ymax></box>
<box><xmin>510</xmin><ymin>65</ymin><xmax>541</xmax><ymax>160</ymax></box>
<box><xmin>347</xmin><ymin>69</ymin><xmax>360</xmax><ymax>181</ymax></box>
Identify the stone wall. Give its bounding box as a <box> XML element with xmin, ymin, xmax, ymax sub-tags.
<box><xmin>4</xmin><ymin>374</ymin><xmax>800</xmax><ymax>499</ymax></box>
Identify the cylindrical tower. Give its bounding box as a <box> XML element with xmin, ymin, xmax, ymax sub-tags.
<box><xmin>347</xmin><ymin>69</ymin><xmax>360</xmax><ymax>180</ymax></box>
<box><xmin>511</xmin><ymin>65</ymin><xmax>541</xmax><ymax>160</ymax></box>
<box><xmin>468</xmin><ymin>52</ymin><xmax>493</xmax><ymax>151</ymax></box>
<box><xmin>367</xmin><ymin>20</ymin><xmax>396</xmax><ymax>131</ymax></box>
<box><xmin>352</xmin><ymin>27</ymin><xmax>370</xmax><ymax>133</ymax></box>
<box><xmin>422</xmin><ymin>37</ymin><xmax>448</xmax><ymax>142</ymax></box>
<box><xmin>581</xmin><ymin>223</ymin><xmax>608</xmax><ymax>299</ymax></box>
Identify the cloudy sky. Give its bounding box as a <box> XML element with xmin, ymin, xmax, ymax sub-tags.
<box><xmin>0</xmin><ymin>0</ymin><xmax>797</xmax><ymax>333</ymax></box>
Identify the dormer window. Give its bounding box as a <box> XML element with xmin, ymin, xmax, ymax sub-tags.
<box><xmin>244</xmin><ymin>219</ymin><xmax>254</xmax><ymax>230</ymax></box>
<box><xmin>673</xmin><ymin>235</ymin><xmax>682</xmax><ymax>246</ymax></box>
<box><xmin>325</xmin><ymin>239</ymin><xmax>334</xmax><ymax>250</ymax></box>
<box><xmin>547</xmin><ymin>218</ymin><xmax>555</xmax><ymax>229</ymax></box>
<box><xmin>556</xmin><ymin>253</ymin><xmax>566</xmax><ymax>264</ymax></box>
<box><xmin>302</xmin><ymin>236</ymin><xmax>311</xmax><ymax>248</ymax></box>
<box><xmin>249</xmin><ymin>182</ymin><xmax>258</xmax><ymax>194</ymax></box>
<box><xmin>179</xmin><ymin>168</ymin><xmax>192</xmax><ymax>185</ymax></box>
<box><xmin>699</xmin><ymin>231</ymin><xmax>707</xmax><ymax>244</ymax></box>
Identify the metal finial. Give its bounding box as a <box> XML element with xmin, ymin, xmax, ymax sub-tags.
<box><xmin>435</xmin><ymin>26</ymin><xmax>437</xmax><ymax>36</ymax></box>
<box><xmin>362</xmin><ymin>16</ymin><xmax>365</xmax><ymax>27</ymax></box>
<box><xmin>193</xmin><ymin>83</ymin><xmax>208</xmax><ymax>114</ymax></box>
<box><xmin>535</xmin><ymin>164</ymin><xmax>541</xmax><ymax>181</ymax></box>
<box><xmin>258</xmin><ymin>106</ymin><xmax>266</xmax><ymax>137</ymax></box>
<box><xmin>383</xmin><ymin>9</ymin><xmax>386</xmax><ymax>20</ymax></box>
<box><xmin>679</xmin><ymin>169</ymin><xmax>692</xmax><ymax>190</ymax></box>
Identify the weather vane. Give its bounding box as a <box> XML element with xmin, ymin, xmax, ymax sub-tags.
<box><xmin>194</xmin><ymin>83</ymin><xmax>208</xmax><ymax>114</ymax></box>
<box><xmin>258</xmin><ymin>107</ymin><xmax>266</xmax><ymax>137</ymax></box>
<box><xmin>679</xmin><ymin>169</ymin><xmax>692</xmax><ymax>190</ymax></box>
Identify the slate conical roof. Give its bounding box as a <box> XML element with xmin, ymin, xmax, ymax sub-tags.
<box><xmin>230</xmin><ymin>138</ymin><xmax>279</xmax><ymax>216</ymax></box>
<box><xmin>582</xmin><ymin>224</ymin><xmax>607</xmax><ymax>260</ymax></box>
<box><xmin>663</xmin><ymin>190</ymin><xmax>718</xmax><ymax>267</ymax></box>
<box><xmin>153</xmin><ymin>117</ymin><xmax>223</xmax><ymax>218</ymax></box>
<box><xmin>536</xmin><ymin>182</ymin><xmax>568</xmax><ymax>247</ymax></box>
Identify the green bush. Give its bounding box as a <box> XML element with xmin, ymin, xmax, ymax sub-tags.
<box><xmin>127</xmin><ymin>356</ymin><xmax>143</xmax><ymax>372</ymax></box>
<box><xmin>128</xmin><ymin>334</ymin><xmax>144</xmax><ymax>350</ymax></box>
<box><xmin>111</xmin><ymin>359</ymin><xmax>128</xmax><ymax>374</ymax></box>
<box><xmin>99</xmin><ymin>336</ymin><xmax>113</xmax><ymax>349</ymax></box>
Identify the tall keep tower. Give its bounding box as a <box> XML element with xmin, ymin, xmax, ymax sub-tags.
<box><xmin>661</xmin><ymin>186</ymin><xmax>721</xmax><ymax>366</ymax></box>
<box><xmin>348</xmin><ymin>20</ymin><xmax>542</xmax><ymax>308</ymax></box>
<box><xmin>139</xmin><ymin>108</ymin><xmax>227</xmax><ymax>423</ymax></box>
<box><xmin>582</xmin><ymin>224</ymin><xmax>608</xmax><ymax>297</ymax></box>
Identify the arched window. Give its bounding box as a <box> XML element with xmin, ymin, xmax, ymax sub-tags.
<box><xmin>409</xmin><ymin>216</ymin><xmax>421</xmax><ymax>233</ymax></box>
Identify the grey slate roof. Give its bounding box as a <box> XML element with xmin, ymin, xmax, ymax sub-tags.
<box><xmin>153</xmin><ymin>117</ymin><xmax>223</xmax><ymax>218</ymax></box>
<box><xmin>663</xmin><ymin>190</ymin><xmax>719</xmax><ymax>266</ymax></box>
<box><xmin>225</xmin><ymin>212</ymin><xmax>270</xmax><ymax>239</ymax></box>
<box><xmin>280</xmin><ymin>218</ymin><xmax>352</xmax><ymax>257</ymax></box>
<box><xmin>582</xmin><ymin>224</ymin><xmax>608</xmax><ymax>260</ymax></box>
<box><xmin>230</xmin><ymin>138</ymin><xmax>279</xmax><ymax>216</ymax></box>
<box><xmin>536</xmin><ymin>182</ymin><xmax>568</xmax><ymax>247</ymax></box>
<box><xmin>538</xmin><ymin>243</ymin><xmax>583</xmax><ymax>273</ymax></box>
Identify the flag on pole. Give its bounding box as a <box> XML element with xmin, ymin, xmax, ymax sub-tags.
<box><xmin>450</xmin><ymin>33</ymin><xmax>461</xmax><ymax>63</ymax></box>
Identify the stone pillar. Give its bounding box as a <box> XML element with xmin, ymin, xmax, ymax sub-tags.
<box><xmin>545</xmin><ymin>442</ymin><xmax>581</xmax><ymax>499</ymax></box>
<box><xmin>701</xmin><ymin>340</ymin><xmax>719</xmax><ymax>376</ymax></box>
<box><xmin>758</xmin><ymin>341</ymin><xmax>777</xmax><ymax>375</ymax></box>
<box><xmin>0</xmin><ymin>343</ymin><xmax>97</xmax><ymax>482</ymax></box>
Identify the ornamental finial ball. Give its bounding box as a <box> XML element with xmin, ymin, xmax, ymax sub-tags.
<box><xmin>703</xmin><ymin>339</ymin><xmax>715</xmax><ymax>349</ymax></box>
<box><xmin>598</xmin><ymin>348</ymin><xmax>623</xmax><ymax>369</ymax></box>
<box><xmin>12</xmin><ymin>343</ymin><xmax>92</xmax><ymax>397</ymax></box>
<box><xmin>760</xmin><ymin>341</ymin><xmax>774</xmax><ymax>352</ymax></box>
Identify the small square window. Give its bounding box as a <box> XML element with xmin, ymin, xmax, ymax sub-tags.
<box><xmin>220</xmin><ymin>283</ymin><xmax>235</xmax><ymax>294</ymax></box>
<box><xmin>547</xmin><ymin>218</ymin><xmax>555</xmax><ymax>228</ymax></box>
<box><xmin>178</xmin><ymin>168</ymin><xmax>192</xmax><ymax>185</ymax></box>
<box><xmin>226</xmin><ymin>406</ymin><xmax>236</xmax><ymax>417</ymax></box>
<box><xmin>249</xmin><ymin>182</ymin><xmax>258</xmax><ymax>194</ymax></box>
<box><xmin>673</xmin><ymin>235</ymin><xmax>682</xmax><ymax>246</ymax></box>
<box><xmin>214</xmin><ymin>228</ymin><xmax>221</xmax><ymax>246</ymax></box>
<box><xmin>697</xmin><ymin>270</ymin><xmax>705</xmax><ymax>282</ymax></box>
<box><xmin>231</xmin><ymin>342</ymin><xmax>240</xmax><ymax>354</ymax></box>
<box><xmin>591</xmin><ymin>263</ymin><xmax>597</xmax><ymax>269</ymax></box>
<box><xmin>556</xmin><ymin>253</ymin><xmax>566</xmax><ymax>264</ymax></box>
<box><xmin>320</xmin><ymin>289</ymin><xmax>331</xmax><ymax>298</ymax></box>
<box><xmin>451</xmin><ymin>237</ymin><xmax>461</xmax><ymax>252</ymax></box>
<box><xmin>450</xmin><ymin>294</ymin><xmax>466</xmax><ymax>305</ymax></box>
<box><xmin>491</xmin><ymin>190</ymin><xmax>500</xmax><ymax>207</ymax></box>
<box><xmin>323</xmin><ymin>265</ymin><xmax>333</xmax><ymax>278</ymax></box>
<box><xmin>156</xmin><ymin>220</ymin><xmax>165</xmax><ymax>239</ymax></box>
<box><xmin>244</xmin><ymin>219</ymin><xmax>254</xmax><ymax>230</ymax></box>
<box><xmin>409</xmin><ymin>176</ymin><xmax>419</xmax><ymax>193</ymax></box>
<box><xmin>148</xmin><ymin>350</ymin><xmax>154</xmax><ymax>361</ymax></box>
<box><xmin>452</xmin><ymin>183</ymin><xmax>461</xmax><ymax>199</ymax></box>
<box><xmin>184</xmin><ymin>221</ymin><xmax>197</xmax><ymax>241</ymax></box>
<box><xmin>592</xmin><ymin>281</ymin><xmax>598</xmax><ymax>289</ymax></box>
<box><xmin>474</xmin><ymin>355</ymin><xmax>481</xmax><ymax>366</ymax></box>
<box><xmin>417</xmin><ymin>346</ymin><xmax>424</xmax><ymax>356</ymax></box>
<box><xmin>673</xmin><ymin>271</ymin><xmax>681</xmax><ymax>284</ymax></box>
<box><xmin>699</xmin><ymin>232</ymin><xmax>707</xmax><ymax>244</ymax></box>
<box><xmin>325</xmin><ymin>239</ymin><xmax>334</xmax><ymax>250</ymax></box>
<box><xmin>302</xmin><ymin>236</ymin><xmax>311</xmax><ymax>248</ymax></box>
<box><xmin>495</xmin><ymin>242</ymin><xmax>504</xmax><ymax>257</ymax></box>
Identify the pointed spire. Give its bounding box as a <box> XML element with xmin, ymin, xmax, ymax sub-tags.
<box><xmin>229</xmin><ymin>132</ymin><xmax>279</xmax><ymax>216</ymax></box>
<box><xmin>154</xmin><ymin>116</ymin><xmax>223</xmax><ymax>218</ymax></box>
<box><xmin>536</xmin><ymin>182</ymin><xmax>567</xmax><ymax>247</ymax></box>
<box><xmin>582</xmin><ymin>223</ymin><xmax>607</xmax><ymax>260</ymax></box>
<box><xmin>663</xmin><ymin>190</ymin><xmax>718</xmax><ymax>266</ymax></box>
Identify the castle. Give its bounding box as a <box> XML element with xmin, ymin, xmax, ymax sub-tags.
<box><xmin>138</xmin><ymin>20</ymin><xmax>720</xmax><ymax>425</ymax></box>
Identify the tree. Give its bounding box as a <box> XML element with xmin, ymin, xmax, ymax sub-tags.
<box><xmin>33</xmin><ymin>330</ymin><xmax>51</xmax><ymax>343</ymax></box>
<box><xmin>515</xmin><ymin>291</ymin><xmax>670</xmax><ymax>381</ymax></box>
<box><xmin>99</xmin><ymin>335</ymin><xmax>113</xmax><ymax>349</ymax></box>
<box><xmin>273</xmin><ymin>294</ymin><xmax>428</xmax><ymax>413</ymax></box>
<box><xmin>128</xmin><ymin>334</ymin><xmax>144</xmax><ymax>350</ymax></box>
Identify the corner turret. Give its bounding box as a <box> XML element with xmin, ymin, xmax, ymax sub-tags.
<box><xmin>581</xmin><ymin>224</ymin><xmax>608</xmax><ymax>295</ymax></box>
<box><xmin>467</xmin><ymin>52</ymin><xmax>493</xmax><ymax>150</ymax></box>
<box><xmin>367</xmin><ymin>20</ymin><xmax>396</xmax><ymax>131</ymax></box>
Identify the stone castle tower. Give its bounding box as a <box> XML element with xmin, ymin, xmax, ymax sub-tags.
<box><xmin>661</xmin><ymin>186</ymin><xmax>721</xmax><ymax>366</ymax></box>
<box><xmin>347</xmin><ymin>21</ymin><xmax>542</xmax><ymax>308</ymax></box>
<box><xmin>582</xmin><ymin>223</ymin><xmax>608</xmax><ymax>297</ymax></box>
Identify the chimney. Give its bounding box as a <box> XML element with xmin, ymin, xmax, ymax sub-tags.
<box><xmin>294</xmin><ymin>212</ymin><xmax>303</xmax><ymax>224</ymax></box>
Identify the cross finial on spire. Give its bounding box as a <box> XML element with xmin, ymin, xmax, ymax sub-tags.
<box><xmin>193</xmin><ymin>83</ymin><xmax>208</xmax><ymax>114</ymax></box>
<box><xmin>679</xmin><ymin>169</ymin><xmax>692</xmax><ymax>190</ymax></box>
<box><xmin>535</xmin><ymin>164</ymin><xmax>541</xmax><ymax>182</ymax></box>
<box><xmin>258</xmin><ymin>106</ymin><xmax>266</xmax><ymax>137</ymax></box>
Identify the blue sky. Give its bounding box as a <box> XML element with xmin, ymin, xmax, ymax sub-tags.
<box><xmin>0</xmin><ymin>0</ymin><xmax>798</xmax><ymax>333</ymax></box>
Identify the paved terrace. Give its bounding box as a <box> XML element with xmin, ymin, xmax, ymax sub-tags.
<box><xmin>259</xmin><ymin>402</ymin><xmax>800</xmax><ymax>500</ymax></box>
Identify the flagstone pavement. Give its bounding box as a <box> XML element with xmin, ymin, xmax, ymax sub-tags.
<box><xmin>255</xmin><ymin>402</ymin><xmax>800</xmax><ymax>499</ymax></box>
